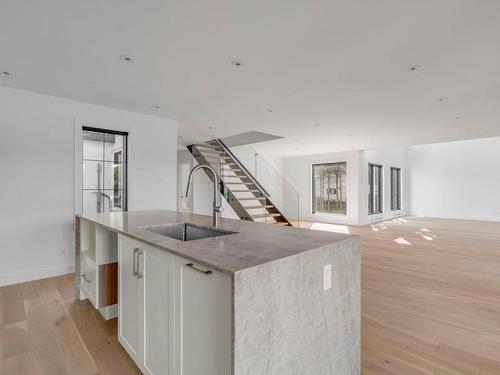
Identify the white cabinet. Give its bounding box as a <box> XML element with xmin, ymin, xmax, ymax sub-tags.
<box><xmin>79</xmin><ymin>219</ymin><xmax>118</xmax><ymax>319</ymax></box>
<box><xmin>81</xmin><ymin>253</ymin><xmax>98</xmax><ymax>307</ymax></box>
<box><xmin>117</xmin><ymin>234</ymin><xmax>232</xmax><ymax>375</ymax></box>
<box><xmin>118</xmin><ymin>235</ymin><xmax>143</xmax><ymax>365</ymax></box>
<box><xmin>180</xmin><ymin>260</ymin><xmax>232</xmax><ymax>375</ymax></box>
<box><xmin>143</xmin><ymin>245</ymin><xmax>175</xmax><ymax>375</ymax></box>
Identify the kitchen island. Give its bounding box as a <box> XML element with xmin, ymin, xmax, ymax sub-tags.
<box><xmin>75</xmin><ymin>210</ymin><xmax>360</xmax><ymax>375</ymax></box>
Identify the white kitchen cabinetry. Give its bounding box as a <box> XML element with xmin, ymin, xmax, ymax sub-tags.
<box><xmin>79</xmin><ymin>218</ymin><xmax>118</xmax><ymax>319</ymax></box>
<box><xmin>118</xmin><ymin>235</ymin><xmax>143</xmax><ymax>364</ymax></box>
<box><xmin>180</xmin><ymin>260</ymin><xmax>232</xmax><ymax>375</ymax></box>
<box><xmin>118</xmin><ymin>234</ymin><xmax>231</xmax><ymax>375</ymax></box>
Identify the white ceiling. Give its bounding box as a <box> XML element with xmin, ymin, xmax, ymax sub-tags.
<box><xmin>1</xmin><ymin>0</ymin><xmax>500</xmax><ymax>157</ymax></box>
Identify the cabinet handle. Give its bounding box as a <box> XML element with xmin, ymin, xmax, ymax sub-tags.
<box><xmin>137</xmin><ymin>250</ymin><xmax>144</xmax><ymax>279</ymax></box>
<box><xmin>133</xmin><ymin>248</ymin><xmax>140</xmax><ymax>276</ymax></box>
<box><xmin>186</xmin><ymin>263</ymin><xmax>212</xmax><ymax>275</ymax></box>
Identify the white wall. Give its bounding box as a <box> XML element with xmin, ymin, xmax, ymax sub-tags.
<box><xmin>281</xmin><ymin>147</ymin><xmax>407</xmax><ymax>226</ymax></box>
<box><xmin>407</xmin><ymin>137</ymin><xmax>500</xmax><ymax>221</ymax></box>
<box><xmin>360</xmin><ymin>147</ymin><xmax>406</xmax><ymax>225</ymax></box>
<box><xmin>0</xmin><ymin>86</ymin><xmax>177</xmax><ymax>286</ymax></box>
<box><xmin>283</xmin><ymin>150</ymin><xmax>362</xmax><ymax>225</ymax></box>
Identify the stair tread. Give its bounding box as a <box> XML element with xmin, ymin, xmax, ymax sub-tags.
<box><xmin>244</xmin><ymin>205</ymin><xmax>274</xmax><ymax>209</ymax></box>
<box><xmin>252</xmin><ymin>213</ymin><xmax>282</xmax><ymax>219</ymax></box>
<box><xmin>237</xmin><ymin>197</ymin><xmax>267</xmax><ymax>200</ymax></box>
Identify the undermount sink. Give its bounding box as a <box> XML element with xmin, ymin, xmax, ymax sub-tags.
<box><xmin>143</xmin><ymin>223</ymin><xmax>237</xmax><ymax>241</ymax></box>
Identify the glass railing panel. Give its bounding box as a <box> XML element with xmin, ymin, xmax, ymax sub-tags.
<box><xmin>228</xmin><ymin>143</ymin><xmax>299</xmax><ymax>224</ymax></box>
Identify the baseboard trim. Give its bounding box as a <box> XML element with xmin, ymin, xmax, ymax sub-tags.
<box><xmin>0</xmin><ymin>264</ymin><xmax>75</xmax><ymax>287</ymax></box>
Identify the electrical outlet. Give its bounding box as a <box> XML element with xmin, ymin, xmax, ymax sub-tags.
<box><xmin>323</xmin><ymin>264</ymin><xmax>332</xmax><ymax>291</ymax></box>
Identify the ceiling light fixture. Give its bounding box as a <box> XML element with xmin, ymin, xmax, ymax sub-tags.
<box><xmin>231</xmin><ymin>60</ymin><xmax>243</xmax><ymax>67</ymax></box>
<box><xmin>120</xmin><ymin>55</ymin><xmax>133</xmax><ymax>63</ymax></box>
<box><xmin>407</xmin><ymin>65</ymin><xmax>421</xmax><ymax>71</ymax></box>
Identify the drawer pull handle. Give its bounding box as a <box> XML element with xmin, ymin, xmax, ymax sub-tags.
<box><xmin>133</xmin><ymin>248</ymin><xmax>140</xmax><ymax>276</ymax></box>
<box><xmin>186</xmin><ymin>263</ymin><xmax>212</xmax><ymax>275</ymax></box>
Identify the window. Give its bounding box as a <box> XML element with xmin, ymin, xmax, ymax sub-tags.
<box><xmin>312</xmin><ymin>162</ymin><xmax>347</xmax><ymax>215</ymax></box>
<box><xmin>390</xmin><ymin>167</ymin><xmax>401</xmax><ymax>211</ymax></box>
<box><xmin>82</xmin><ymin>127</ymin><xmax>128</xmax><ymax>214</ymax></box>
<box><xmin>368</xmin><ymin>164</ymin><xmax>383</xmax><ymax>215</ymax></box>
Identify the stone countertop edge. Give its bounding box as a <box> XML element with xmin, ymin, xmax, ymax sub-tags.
<box><xmin>76</xmin><ymin>210</ymin><xmax>358</xmax><ymax>275</ymax></box>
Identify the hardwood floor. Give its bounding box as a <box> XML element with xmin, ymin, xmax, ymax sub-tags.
<box><xmin>300</xmin><ymin>217</ymin><xmax>500</xmax><ymax>375</ymax></box>
<box><xmin>1</xmin><ymin>217</ymin><xmax>499</xmax><ymax>374</ymax></box>
<box><xmin>0</xmin><ymin>274</ymin><xmax>140</xmax><ymax>375</ymax></box>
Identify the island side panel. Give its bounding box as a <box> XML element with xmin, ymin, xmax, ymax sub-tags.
<box><xmin>75</xmin><ymin>216</ymin><xmax>81</xmax><ymax>299</ymax></box>
<box><xmin>233</xmin><ymin>236</ymin><xmax>360</xmax><ymax>375</ymax></box>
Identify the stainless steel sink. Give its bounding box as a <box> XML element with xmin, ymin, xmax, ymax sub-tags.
<box><xmin>143</xmin><ymin>223</ymin><xmax>237</xmax><ymax>241</ymax></box>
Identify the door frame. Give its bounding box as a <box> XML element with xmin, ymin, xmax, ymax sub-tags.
<box><xmin>74</xmin><ymin>120</ymin><xmax>130</xmax><ymax>216</ymax></box>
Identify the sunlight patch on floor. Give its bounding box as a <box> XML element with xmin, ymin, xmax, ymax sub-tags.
<box><xmin>310</xmin><ymin>222</ymin><xmax>350</xmax><ymax>234</ymax></box>
<box><xmin>394</xmin><ymin>237</ymin><xmax>412</xmax><ymax>245</ymax></box>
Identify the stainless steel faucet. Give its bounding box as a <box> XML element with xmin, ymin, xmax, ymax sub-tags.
<box><xmin>185</xmin><ymin>164</ymin><xmax>222</xmax><ymax>227</ymax></box>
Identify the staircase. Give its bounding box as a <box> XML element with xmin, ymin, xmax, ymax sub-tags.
<box><xmin>187</xmin><ymin>139</ymin><xmax>292</xmax><ymax>226</ymax></box>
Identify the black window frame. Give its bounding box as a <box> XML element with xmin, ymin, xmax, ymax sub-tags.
<box><xmin>390</xmin><ymin>167</ymin><xmax>402</xmax><ymax>211</ymax></box>
<box><xmin>368</xmin><ymin>163</ymin><xmax>383</xmax><ymax>215</ymax></box>
<box><xmin>82</xmin><ymin>126</ymin><xmax>129</xmax><ymax>212</ymax></box>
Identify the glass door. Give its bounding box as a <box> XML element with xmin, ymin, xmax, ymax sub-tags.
<box><xmin>82</xmin><ymin>127</ymin><xmax>128</xmax><ymax>214</ymax></box>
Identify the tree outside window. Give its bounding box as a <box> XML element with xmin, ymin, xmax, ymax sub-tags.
<box><xmin>312</xmin><ymin>162</ymin><xmax>347</xmax><ymax>215</ymax></box>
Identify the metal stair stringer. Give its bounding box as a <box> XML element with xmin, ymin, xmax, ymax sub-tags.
<box><xmin>187</xmin><ymin>144</ymin><xmax>256</xmax><ymax>222</ymax></box>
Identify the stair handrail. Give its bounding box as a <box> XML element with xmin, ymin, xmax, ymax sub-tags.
<box><xmin>215</xmin><ymin>139</ymin><xmax>271</xmax><ymax>197</ymax></box>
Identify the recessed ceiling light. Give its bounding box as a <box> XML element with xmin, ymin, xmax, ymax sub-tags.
<box><xmin>231</xmin><ymin>60</ymin><xmax>243</xmax><ymax>67</ymax></box>
<box><xmin>119</xmin><ymin>55</ymin><xmax>133</xmax><ymax>63</ymax></box>
<box><xmin>407</xmin><ymin>65</ymin><xmax>421</xmax><ymax>71</ymax></box>
<box><xmin>1</xmin><ymin>71</ymin><xmax>12</xmax><ymax>77</ymax></box>
<box><xmin>152</xmin><ymin>105</ymin><xmax>160</xmax><ymax>110</ymax></box>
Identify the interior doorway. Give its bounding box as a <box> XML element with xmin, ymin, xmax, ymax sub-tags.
<box><xmin>81</xmin><ymin>127</ymin><xmax>128</xmax><ymax>214</ymax></box>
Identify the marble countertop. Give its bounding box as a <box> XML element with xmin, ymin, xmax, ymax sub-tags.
<box><xmin>77</xmin><ymin>210</ymin><xmax>355</xmax><ymax>274</ymax></box>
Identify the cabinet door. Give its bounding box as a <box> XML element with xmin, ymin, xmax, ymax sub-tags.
<box><xmin>118</xmin><ymin>236</ymin><xmax>141</xmax><ymax>365</ymax></box>
<box><xmin>179</xmin><ymin>261</ymin><xmax>232</xmax><ymax>375</ymax></box>
<box><xmin>142</xmin><ymin>245</ymin><xmax>174</xmax><ymax>375</ymax></box>
<box><xmin>82</xmin><ymin>254</ymin><xmax>98</xmax><ymax>307</ymax></box>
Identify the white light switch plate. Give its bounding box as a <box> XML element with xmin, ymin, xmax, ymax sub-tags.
<box><xmin>323</xmin><ymin>264</ymin><xmax>332</xmax><ymax>291</ymax></box>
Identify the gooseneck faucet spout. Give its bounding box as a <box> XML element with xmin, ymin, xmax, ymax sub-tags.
<box><xmin>185</xmin><ymin>164</ymin><xmax>222</xmax><ymax>227</ymax></box>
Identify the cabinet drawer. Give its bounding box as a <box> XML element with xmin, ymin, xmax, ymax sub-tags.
<box><xmin>82</xmin><ymin>253</ymin><xmax>98</xmax><ymax>308</ymax></box>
